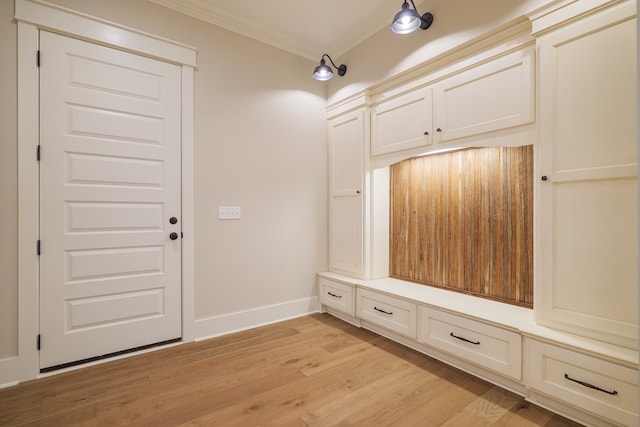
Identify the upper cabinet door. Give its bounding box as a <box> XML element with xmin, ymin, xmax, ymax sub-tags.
<box><xmin>371</xmin><ymin>88</ymin><xmax>433</xmax><ymax>156</ymax></box>
<box><xmin>433</xmin><ymin>47</ymin><xmax>535</xmax><ymax>143</ymax></box>
<box><xmin>535</xmin><ymin>1</ymin><xmax>638</xmax><ymax>349</ymax></box>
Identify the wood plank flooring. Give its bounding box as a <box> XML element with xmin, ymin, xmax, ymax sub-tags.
<box><xmin>0</xmin><ymin>313</ymin><xmax>583</xmax><ymax>426</ymax></box>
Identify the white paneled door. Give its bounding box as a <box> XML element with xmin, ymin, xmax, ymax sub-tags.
<box><xmin>39</xmin><ymin>31</ymin><xmax>182</xmax><ymax>370</ymax></box>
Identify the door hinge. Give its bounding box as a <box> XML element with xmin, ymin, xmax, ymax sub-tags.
<box><xmin>37</xmin><ymin>240</ymin><xmax>41</xmax><ymax>256</ymax></box>
<box><xmin>37</xmin><ymin>334</ymin><xmax>41</xmax><ymax>351</ymax></box>
<box><xmin>37</xmin><ymin>50</ymin><xmax>40</xmax><ymax>67</ymax></box>
<box><xmin>36</xmin><ymin>145</ymin><xmax>41</xmax><ymax>161</ymax></box>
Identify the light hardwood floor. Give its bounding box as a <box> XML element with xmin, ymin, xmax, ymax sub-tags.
<box><xmin>0</xmin><ymin>313</ymin><xmax>583</xmax><ymax>426</ymax></box>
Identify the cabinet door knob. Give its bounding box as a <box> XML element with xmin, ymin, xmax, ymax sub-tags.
<box><xmin>436</xmin><ymin>127</ymin><xmax>442</xmax><ymax>132</ymax></box>
<box><xmin>541</xmin><ymin>176</ymin><xmax>548</xmax><ymax>181</ymax></box>
<box><xmin>424</xmin><ymin>131</ymin><xmax>429</xmax><ymax>136</ymax></box>
<box><xmin>356</xmin><ymin>190</ymin><xmax>361</xmax><ymax>194</ymax></box>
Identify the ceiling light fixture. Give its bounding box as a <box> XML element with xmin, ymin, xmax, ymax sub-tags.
<box><xmin>312</xmin><ymin>54</ymin><xmax>347</xmax><ymax>81</ymax></box>
<box><xmin>391</xmin><ymin>0</ymin><xmax>434</xmax><ymax>35</ymax></box>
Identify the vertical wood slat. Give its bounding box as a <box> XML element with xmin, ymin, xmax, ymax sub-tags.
<box><xmin>389</xmin><ymin>146</ymin><xmax>533</xmax><ymax>307</ymax></box>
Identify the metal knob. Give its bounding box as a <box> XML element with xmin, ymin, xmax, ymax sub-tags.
<box><xmin>169</xmin><ymin>217</ymin><xmax>178</xmax><ymax>224</ymax></box>
<box><xmin>169</xmin><ymin>232</ymin><xmax>179</xmax><ymax>240</ymax></box>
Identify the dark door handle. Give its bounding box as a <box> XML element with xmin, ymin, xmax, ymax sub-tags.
<box><xmin>169</xmin><ymin>232</ymin><xmax>179</xmax><ymax>240</ymax></box>
<box><xmin>169</xmin><ymin>217</ymin><xmax>178</xmax><ymax>224</ymax></box>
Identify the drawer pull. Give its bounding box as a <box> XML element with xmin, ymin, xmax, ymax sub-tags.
<box><xmin>374</xmin><ymin>306</ymin><xmax>393</xmax><ymax>315</ymax></box>
<box><xmin>450</xmin><ymin>332</ymin><xmax>480</xmax><ymax>345</ymax></box>
<box><xmin>327</xmin><ymin>292</ymin><xmax>342</xmax><ymax>299</ymax></box>
<box><xmin>563</xmin><ymin>374</ymin><xmax>618</xmax><ymax>396</ymax></box>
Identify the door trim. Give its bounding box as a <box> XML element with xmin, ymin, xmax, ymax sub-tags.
<box><xmin>15</xmin><ymin>0</ymin><xmax>196</xmax><ymax>382</ymax></box>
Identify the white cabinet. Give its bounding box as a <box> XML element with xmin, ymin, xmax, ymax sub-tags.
<box><xmin>370</xmin><ymin>46</ymin><xmax>535</xmax><ymax>157</ymax></box>
<box><xmin>433</xmin><ymin>47</ymin><xmax>535</xmax><ymax>143</ymax></box>
<box><xmin>328</xmin><ymin>107</ymin><xmax>369</xmax><ymax>278</ymax></box>
<box><xmin>371</xmin><ymin>88</ymin><xmax>433</xmax><ymax>156</ymax></box>
<box><xmin>534</xmin><ymin>0</ymin><xmax>638</xmax><ymax>349</ymax></box>
<box><xmin>320</xmin><ymin>272</ymin><xmax>638</xmax><ymax>427</ymax></box>
<box><xmin>418</xmin><ymin>307</ymin><xmax>522</xmax><ymax>380</ymax></box>
<box><xmin>526</xmin><ymin>338</ymin><xmax>638</xmax><ymax>427</ymax></box>
<box><xmin>357</xmin><ymin>288</ymin><xmax>417</xmax><ymax>339</ymax></box>
<box><xmin>318</xmin><ymin>276</ymin><xmax>355</xmax><ymax>317</ymax></box>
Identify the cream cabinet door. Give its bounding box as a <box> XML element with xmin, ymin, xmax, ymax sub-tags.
<box><xmin>328</xmin><ymin>109</ymin><xmax>368</xmax><ymax>278</ymax></box>
<box><xmin>371</xmin><ymin>88</ymin><xmax>432</xmax><ymax>156</ymax></box>
<box><xmin>433</xmin><ymin>47</ymin><xmax>534</xmax><ymax>143</ymax></box>
<box><xmin>535</xmin><ymin>1</ymin><xmax>638</xmax><ymax>349</ymax></box>
<box><xmin>526</xmin><ymin>338</ymin><xmax>638</xmax><ymax>427</ymax></box>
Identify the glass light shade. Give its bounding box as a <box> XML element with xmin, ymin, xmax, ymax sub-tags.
<box><xmin>391</xmin><ymin>1</ymin><xmax>422</xmax><ymax>34</ymax></box>
<box><xmin>313</xmin><ymin>59</ymin><xmax>334</xmax><ymax>81</ymax></box>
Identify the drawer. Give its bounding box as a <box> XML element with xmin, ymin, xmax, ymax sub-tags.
<box><xmin>526</xmin><ymin>338</ymin><xmax>638</xmax><ymax>426</ymax></box>
<box><xmin>418</xmin><ymin>307</ymin><xmax>522</xmax><ymax>379</ymax></box>
<box><xmin>357</xmin><ymin>289</ymin><xmax>417</xmax><ymax>338</ymax></box>
<box><xmin>318</xmin><ymin>277</ymin><xmax>355</xmax><ymax>316</ymax></box>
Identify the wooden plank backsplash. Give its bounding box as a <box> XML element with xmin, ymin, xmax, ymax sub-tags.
<box><xmin>390</xmin><ymin>146</ymin><xmax>533</xmax><ymax>307</ymax></box>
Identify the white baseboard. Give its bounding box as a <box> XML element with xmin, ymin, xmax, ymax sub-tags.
<box><xmin>0</xmin><ymin>356</ymin><xmax>20</xmax><ymax>389</ymax></box>
<box><xmin>193</xmin><ymin>296</ymin><xmax>319</xmax><ymax>341</ymax></box>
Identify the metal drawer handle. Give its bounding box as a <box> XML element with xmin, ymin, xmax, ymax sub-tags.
<box><xmin>450</xmin><ymin>332</ymin><xmax>480</xmax><ymax>345</ymax></box>
<box><xmin>327</xmin><ymin>292</ymin><xmax>342</xmax><ymax>299</ymax></box>
<box><xmin>564</xmin><ymin>374</ymin><xmax>618</xmax><ymax>396</ymax></box>
<box><xmin>374</xmin><ymin>306</ymin><xmax>393</xmax><ymax>315</ymax></box>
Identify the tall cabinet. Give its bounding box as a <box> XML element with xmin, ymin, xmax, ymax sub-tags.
<box><xmin>327</xmin><ymin>96</ymin><xmax>370</xmax><ymax>279</ymax></box>
<box><xmin>534</xmin><ymin>0</ymin><xmax>638</xmax><ymax>350</ymax></box>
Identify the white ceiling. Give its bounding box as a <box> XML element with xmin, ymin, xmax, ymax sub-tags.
<box><xmin>148</xmin><ymin>0</ymin><xmax>415</xmax><ymax>61</ymax></box>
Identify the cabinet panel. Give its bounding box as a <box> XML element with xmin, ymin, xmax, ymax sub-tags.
<box><xmin>433</xmin><ymin>47</ymin><xmax>534</xmax><ymax>143</ymax></box>
<box><xmin>329</xmin><ymin>195</ymin><xmax>363</xmax><ymax>275</ymax></box>
<box><xmin>318</xmin><ymin>277</ymin><xmax>355</xmax><ymax>317</ymax></box>
<box><xmin>328</xmin><ymin>109</ymin><xmax>367</xmax><ymax>278</ymax></box>
<box><xmin>332</xmin><ymin>114</ymin><xmax>363</xmax><ymax>193</ymax></box>
<box><xmin>551</xmin><ymin>178</ymin><xmax>637</xmax><ymax>333</ymax></box>
<box><xmin>551</xmin><ymin>17</ymin><xmax>636</xmax><ymax>171</ymax></box>
<box><xmin>535</xmin><ymin>2</ymin><xmax>638</xmax><ymax>348</ymax></box>
<box><xmin>371</xmin><ymin>88</ymin><xmax>432</xmax><ymax>156</ymax></box>
<box><xmin>357</xmin><ymin>289</ymin><xmax>417</xmax><ymax>338</ymax></box>
<box><xmin>527</xmin><ymin>338</ymin><xmax>638</xmax><ymax>426</ymax></box>
<box><xmin>419</xmin><ymin>307</ymin><xmax>522</xmax><ymax>379</ymax></box>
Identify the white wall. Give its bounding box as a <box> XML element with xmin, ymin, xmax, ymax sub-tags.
<box><xmin>0</xmin><ymin>0</ymin><xmax>328</xmax><ymax>368</ymax></box>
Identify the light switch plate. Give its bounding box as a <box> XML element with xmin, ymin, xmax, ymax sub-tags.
<box><xmin>218</xmin><ymin>206</ymin><xmax>241</xmax><ymax>220</ymax></box>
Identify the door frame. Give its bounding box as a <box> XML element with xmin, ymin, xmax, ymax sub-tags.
<box><xmin>15</xmin><ymin>0</ymin><xmax>197</xmax><ymax>382</ymax></box>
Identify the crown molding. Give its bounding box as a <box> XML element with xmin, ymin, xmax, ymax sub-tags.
<box><xmin>149</xmin><ymin>0</ymin><xmax>419</xmax><ymax>62</ymax></box>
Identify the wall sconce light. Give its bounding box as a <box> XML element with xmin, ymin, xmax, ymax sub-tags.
<box><xmin>312</xmin><ymin>54</ymin><xmax>347</xmax><ymax>81</ymax></box>
<box><xmin>391</xmin><ymin>0</ymin><xmax>434</xmax><ymax>34</ymax></box>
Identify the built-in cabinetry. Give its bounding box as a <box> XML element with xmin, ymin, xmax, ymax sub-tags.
<box><xmin>371</xmin><ymin>88</ymin><xmax>433</xmax><ymax>155</ymax></box>
<box><xmin>327</xmin><ymin>100</ymin><xmax>369</xmax><ymax>278</ymax></box>
<box><xmin>317</xmin><ymin>276</ymin><xmax>356</xmax><ymax>318</ymax></box>
<box><xmin>321</xmin><ymin>1</ymin><xmax>637</xmax><ymax>426</ymax></box>
<box><xmin>526</xmin><ymin>337</ymin><xmax>638</xmax><ymax>427</ymax></box>
<box><xmin>419</xmin><ymin>307</ymin><xmax>522</xmax><ymax>381</ymax></box>
<box><xmin>432</xmin><ymin>47</ymin><xmax>534</xmax><ymax>144</ymax></box>
<box><xmin>371</xmin><ymin>46</ymin><xmax>534</xmax><ymax>157</ymax></box>
<box><xmin>319</xmin><ymin>273</ymin><xmax>639</xmax><ymax>427</ymax></box>
<box><xmin>357</xmin><ymin>288</ymin><xmax>417</xmax><ymax>339</ymax></box>
<box><xmin>533</xmin><ymin>0</ymin><xmax>638</xmax><ymax>350</ymax></box>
